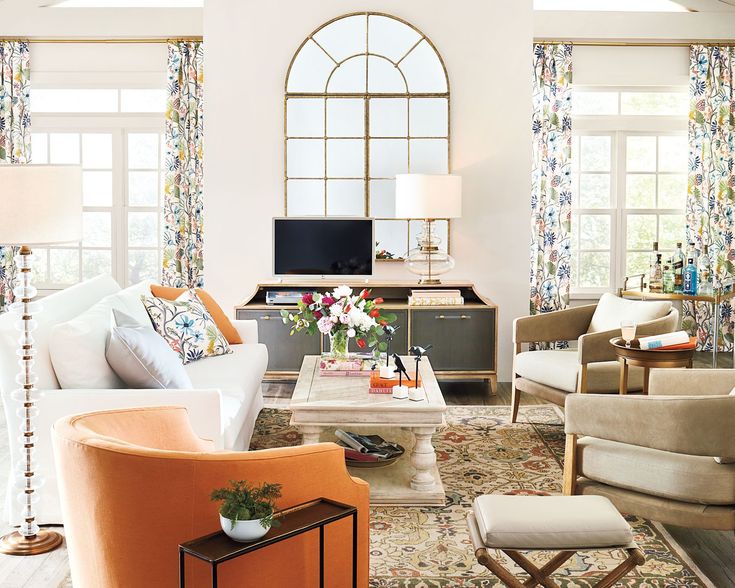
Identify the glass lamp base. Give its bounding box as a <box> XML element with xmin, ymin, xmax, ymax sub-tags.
<box><xmin>403</xmin><ymin>219</ymin><xmax>455</xmax><ymax>284</ymax></box>
<box><xmin>0</xmin><ymin>529</ymin><xmax>63</xmax><ymax>556</ymax></box>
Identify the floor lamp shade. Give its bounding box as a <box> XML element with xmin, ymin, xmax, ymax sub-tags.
<box><xmin>395</xmin><ymin>174</ymin><xmax>462</xmax><ymax>219</ymax></box>
<box><xmin>0</xmin><ymin>165</ymin><xmax>82</xmax><ymax>245</ymax></box>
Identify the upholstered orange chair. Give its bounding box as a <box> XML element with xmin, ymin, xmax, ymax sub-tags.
<box><xmin>52</xmin><ymin>406</ymin><xmax>369</xmax><ymax>588</ymax></box>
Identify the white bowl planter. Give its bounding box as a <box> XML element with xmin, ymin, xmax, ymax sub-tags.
<box><xmin>219</xmin><ymin>514</ymin><xmax>271</xmax><ymax>542</ymax></box>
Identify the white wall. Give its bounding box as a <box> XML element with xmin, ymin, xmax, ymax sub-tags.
<box><xmin>204</xmin><ymin>0</ymin><xmax>533</xmax><ymax>380</ymax></box>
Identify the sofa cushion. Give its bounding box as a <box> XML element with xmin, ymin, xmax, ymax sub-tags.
<box><xmin>184</xmin><ymin>343</ymin><xmax>268</xmax><ymax>448</ymax></box>
<box><xmin>587</xmin><ymin>293</ymin><xmax>671</xmax><ymax>333</ymax></box>
<box><xmin>514</xmin><ymin>349</ymin><xmax>643</xmax><ymax>393</ymax></box>
<box><xmin>578</xmin><ymin>437</ymin><xmax>735</xmax><ymax>505</ymax></box>
<box><xmin>49</xmin><ymin>281</ymin><xmax>153</xmax><ymax>389</ymax></box>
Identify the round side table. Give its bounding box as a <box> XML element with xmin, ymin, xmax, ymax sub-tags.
<box><xmin>610</xmin><ymin>338</ymin><xmax>694</xmax><ymax>395</ymax></box>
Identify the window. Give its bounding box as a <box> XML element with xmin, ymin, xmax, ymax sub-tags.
<box><xmin>570</xmin><ymin>87</ymin><xmax>688</xmax><ymax>295</ymax></box>
<box><xmin>30</xmin><ymin>88</ymin><xmax>165</xmax><ymax>290</ymax></box>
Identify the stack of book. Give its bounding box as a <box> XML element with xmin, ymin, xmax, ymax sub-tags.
<box><xmin>637</xmin><ymin>331</ymin><xmax>696</xmax><ymax>350</ymax></box>
<box><xmin>408</xmin><ymin>289</ymin><xmax>464</xmax><ymax>306</ymax></box>
<box><xmin>369</xmin><ymin>369</ymin><xmax>420</xmax><ymax>394</ymax></box>
<box><xmin>335</xmin><ymin>430</ymin><xmax>404</xmax><ymax>463</ymax></box>
<box><xmin>319</xmin><ymin>357</ymin><xmax>373</xmax><ymax>377</ymax></box>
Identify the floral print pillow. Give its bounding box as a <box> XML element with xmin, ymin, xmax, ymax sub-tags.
<box><xmin>141</xmin><ymin>289</ymin><xmax>231</xmax><ymax>364</ymax></box>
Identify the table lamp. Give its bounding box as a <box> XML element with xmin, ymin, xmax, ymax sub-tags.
<box><xmin>395</xmin><ymin>174</ymin><xmax>462</xmax><ymax>284</ymax></box>
<box><xmin>0</xmin><ymin>165</ymin><xmax>82</xmax><ymax>556</ymax></box>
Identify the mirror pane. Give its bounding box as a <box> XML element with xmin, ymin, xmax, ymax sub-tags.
<box><xmin>376</xmin><ymin>219</ymin><xmax>408</xmax><ymax>259</ymax></box>
<box><xmin>326</xmin><ymin>99</ymin><xmax>364</xmax><ymax>137</ymax></box>
<box><xmin>327</xmin><ymin>56</ymin><xmax>366</xmax><ymax>93</ymax></box>
<box><xmin>287</xmin><ymin>99</ymin><xmax>324</xmax><ymax>137</ymax></box>
<box><xmin>313</xmin><ymin>15</ymin><xmax>366</xmax><ymax>62</ymax></box>
<box><xmin>326</xmin><ymin>180</ymin><xmax>365</xmax><ymax>215</ymax></box>
<box><xmin>368</xmin><ymin>15</ymin><xmax>422</xmax><ymax>63</ymax></box>
<box><xmin>287</xmin><ymin>39</ymin><xmax>335</xmax><ymax>93</ymax></box>
<box><xmin>368</xmin><ymin>56</ymin><xmax>407</xmax><ymax>93</ymax></box>
<box><xmin>287</xmin><ymin>139</ymin><xmax>324</xmax><ymax>177</ymax></box>
<box><xmin>409</xmin><ymin>139</ymin><xmax>448</xmax><ymax>174</ymax></box>
<box><xmin>327</xmin><ymin>139</ymin><xmax>364</xmax><ymax>177</ymax></box>
<box><xmin>410</xmin><ymin>98</ymin><xmax>448</xmax><ymax>137</ymax></box>
<box><xmin>410</xmin><ymin>219</ymin><xmax>448</xmax><ymax>252</ymax></box>
<box><xmin>369</xmin><ymin>179</ymin><xmax>396</xmax><ymax>217</ymax></box>
<box><xmin>370</xmin><ymin>98</ymin><xmax>408</xmax><ymax>137</ymax></box>
<box><xmin>287</xmin><ymin>180</ymin><xmax>324</xmax><ymax>216</ymax></box>
<box><xmin>400</xmin><ymin>40</ymin><xmax>447</xmax><ymax>93</ymax></box>
<box><xmin>370</xmin><ymin>139</ymin><xmax>408</xmax><ymax>177</ymax></box>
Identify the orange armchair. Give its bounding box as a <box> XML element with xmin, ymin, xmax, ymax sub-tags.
<box><xmin>52</xmin><ymin>406</ymin><xmax>369</xmax><ymax>588</ymax></box>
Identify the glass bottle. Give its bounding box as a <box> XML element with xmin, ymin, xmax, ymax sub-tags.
<box><xmin>684</xmin><ymin>257</ymin><xmax>698</xmax><ymax>295</ymax></box>
<box><xmin>698</xmin><ymin>244</ymin><xmax>713</xmax><ymax>295</ymax></box>
<box><xmin>663</xmin><ymin>261</ymin><xmax>675</xmax><ymax>294</ymax></box>
<box><xmin>648</xmin><ymin>241</ymin><xmax>659</xmax><ymax>287</ymax></box>
<box><xmin>673</xmin><ymin>242</ymin><xmax>685</xmax><ymax>293</ymax></box>
<box><xmin>649</xmin><ymin>253</ymin><xmax>663</xmax><ymax>292</ymax></box>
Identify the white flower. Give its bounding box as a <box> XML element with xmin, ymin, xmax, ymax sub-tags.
<box><xmin>347</xmin><ymin>328</ymin><xmax>356</xmax><ymax>338</ymax></box>
<box><xmin>330</xmin><ymin>303</ymin><xmax>343</xmax><ymax>316</ymax></box>
<box><xmin>339</xmin><ymin>314</ymin><xmax>350</xmax><ymax>324</ymax></box>
<box><xmin>317</xmin><ymin>316</ymin><xmax>333</xmax><ymax>334</ymax></box>
<box><xmin>333</xmin><ymin>285</ymin><xmax>353</xmax><ymax>299</ymax></box>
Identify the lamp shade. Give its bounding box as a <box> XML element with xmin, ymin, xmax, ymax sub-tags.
<box><xmin>0</xmin><ymin>165</ymin><xmax>82</xmax><ymax>245</ymax></box>
<box><xmin>395</xmin><ymin>174</ymin><xmax>462</xmax><ymax>219</ymax></box>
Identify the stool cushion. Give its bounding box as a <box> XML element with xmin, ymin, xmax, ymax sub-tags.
<box><xmin>472</xmin><ymin>495</ymin><xmax>634</xmax><ymax>549</ymax></box>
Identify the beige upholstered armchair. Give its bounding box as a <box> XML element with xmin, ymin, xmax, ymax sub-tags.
<box><xmin>563</xmin><ymin>368</ymin><xmax>735</xmax><ymax>530</ymax></box>
<box><xmin>511</xmin><ymin>294</ymin><xmax>678</xmax><ymax>423</ymax></box>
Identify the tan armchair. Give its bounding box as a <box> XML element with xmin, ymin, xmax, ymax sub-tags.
<box><xmin>563</xmin><ymin>369</ymin><xmax>735</xmax><ymax>530</ymax></box>
<box><xmin>511</xmin><ymin>296</ymin><xmax>678</xmax><ymax>422</ymax></box>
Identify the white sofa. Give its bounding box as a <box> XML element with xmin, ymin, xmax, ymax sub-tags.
<box><xmin>0</xmin><ymin>275</ymin><xmax>268</xmax><ymax>524</ymax></box>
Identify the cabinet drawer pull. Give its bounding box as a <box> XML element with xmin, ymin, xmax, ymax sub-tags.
<box><xmin>434</xmin><ymin>314</ymin><xmax>471</xmax><ymax>320</ymax></box>
<box><xmin>260</xmin><ymin>315</ymin><xmax>273</xmax><ymax>320</ymax></box>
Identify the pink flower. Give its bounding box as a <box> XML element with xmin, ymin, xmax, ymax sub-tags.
<box><xmin>317</xmin><ymin>316</ymin><xmax>334</xmax><ymax>334</ymax></box>
<box><xmin>302</xmin><ymin>293</ymin><xmax>314</xmax><ymax>305</ymax></box>
<box><xmin>339</xmin><ymin>315</ymin><xmax>350</xmax><ymax>324</ymax></box>
<box><xmin>313</xmin><ymin>310</ymin><xmax>323</xmax><ymax>320</ymax></box>
<box><xmin>321</xmin><ymin>296</ymin><xmax>335</xmax><ymax>306</ymax></box>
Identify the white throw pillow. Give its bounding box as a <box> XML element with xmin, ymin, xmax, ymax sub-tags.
<box><xmin>587</xmin><ymin>293</ymin><xmax>671</xmax><ymax>333</ymax></box>
<box><xmin>49</xmin><ymin>281</ymin><xmax>153</xmax><ymax>389</ymax></box>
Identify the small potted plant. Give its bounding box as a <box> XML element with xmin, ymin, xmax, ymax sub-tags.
<box><xmin>210</xmin><ymin>480</ymin><xmax>282</xmax><ymax>542</ymax></box>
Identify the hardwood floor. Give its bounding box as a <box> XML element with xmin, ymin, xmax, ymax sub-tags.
<box><xmin>0</xmin><ymin>354</ymin><xmax>733</xmax><ymax>587</ymax></box>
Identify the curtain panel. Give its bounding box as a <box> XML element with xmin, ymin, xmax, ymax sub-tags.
<box><xmin>530</xmin><ymin>44</ymin><xmax>573</xmax><ymax>334</ymax></box>
<box><xmin>684</xmin><ymin>45</ymin><xmax>735</xmax><ymax>351</ymax></box>
<box><xmin>0</xmin><ymin>41</ymin><xmax>31</xmax><ymax>312</ymax></box>
<box><xmin>162</xmin><ymin>41</ymin><xmax>205</xmax><ymax>288</ymax></box>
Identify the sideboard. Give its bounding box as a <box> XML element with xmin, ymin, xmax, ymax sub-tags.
<box><xmin>235</xmin><ymin>281</ymin><xmax>497</xmax><ymax>392</ymax></box>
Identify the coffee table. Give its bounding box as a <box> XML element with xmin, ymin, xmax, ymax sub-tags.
<box><xmin>289</xmin><ymin>355</ymin><xmax>447</xmax><ymax>506</ymax></box>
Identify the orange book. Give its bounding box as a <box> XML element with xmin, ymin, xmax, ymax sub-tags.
<box><xmin>369</xmin><ymin>371</ymin><xmax>421</xmax><ymax>390</ymax></box>
<box><xmin>651</xmin><ymin>337</ymin><xmax>697</xmax><ymax>351</ymax></box>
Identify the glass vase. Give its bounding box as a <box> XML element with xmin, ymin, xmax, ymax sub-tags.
<box><xmin>329</xmin><ymin>329</ymin><xmax>349</xmax><ymax>359</ymax></box>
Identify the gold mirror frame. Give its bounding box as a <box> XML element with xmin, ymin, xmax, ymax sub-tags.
<box><xmin>284</xmin><ymin>12</ymin><xmax>451</xmax><ymax>262</ymax></box>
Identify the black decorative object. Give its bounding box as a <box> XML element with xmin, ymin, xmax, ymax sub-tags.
<box><xmin>408</xmin><ymin>345</ymin><xmax>432</xmax><ymax>399</ymax></box>
<box><xmin>391</xmin><ymin>353</ymin><xmax>411</xmax><ymax>386</ymax></box>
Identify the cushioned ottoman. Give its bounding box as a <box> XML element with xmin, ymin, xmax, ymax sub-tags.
<box><xmin>467</xmin><ymin>495</ymin><xmax>644</xmax><ymax>588</ymax></box>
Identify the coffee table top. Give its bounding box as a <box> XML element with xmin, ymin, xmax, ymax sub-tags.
<box><xmin>289</xmin><ymin>355</ymin><xmax>446</xmax><ymax>427</ymax></box>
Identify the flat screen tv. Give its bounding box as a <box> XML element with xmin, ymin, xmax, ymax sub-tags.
<box><xmin>273</xmin><ymin>218</ymin><xmax>374</xmax><ymax>276</ymax></box>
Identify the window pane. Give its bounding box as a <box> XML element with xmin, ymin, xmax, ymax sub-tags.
<box><xmin>572</xmin><ymin>91</ymin><xmax>618</xmax><ymax>115</ymax></box>
<box><xmin>82</xmin><ymin>171</ymin><xmax>112</xmax><ymax>207</ymax></box>
<box><xmin>128</xmin><ymin>250</ymin><xmax>159</xmax><ymax>284</ymax></box>
<box><xmin>120</xmin><ymin>89</ymin><xmax>166</xmax><ymax>113</ymax></box>
<box><xmin>658</xmin><ymin>174</ymin><xmax>687</xmax><ymax>209</ymax></box>
<box><xmin>579</xmin><ymin>215</ymin><xmax>610</xmax><ymax>249</ymax></box>
<box><xmin>578</xmin><ymin>174</ymin><xmax>610</xmax><ymax>208</ymax></box>
<box><xmin>626</xmin><ymin>251</ymin><xmax>649</xmax><ymax>277</ymax></box>
<box><xmin>31</xmin><ymin>134</ymin><xmax>48</xmax><ymax>164</ymax></box>
<box><xmin>49</xmin><ymin>249</ymin><xmax>80</xmax><ymax>284</ymax></box>
<box><xmin>82</xmin><ymin>134</ymin><xmax>112</xmax><ymax>169</ymax></box>
<box><xmin>626</xmin><ymin>214</ymin><xmax>656</xmax><ymax>250</ymax></box>
<box><xmin>128</xmin><ymin>212</ymin><xmax>158</xmax><ymax>247</ymax></box>
<box><xmin>659</xmin><ymin>214</ymin><xmax>686</xmax><ymax>251</ymax></box>
<box><xmin>32</xmin><ymin>249</ymin><xmax>49</xmax><ymax>284</ymax></box>
<box><xmin>128</xmin><ymin>133</ymin><xmax>159</xmax><ymax>169</ymax></box>
<box><xmin>129</xmin><ymin>171</ymin><xmax>159</xmax><ymax>206</ymax></box>
<box><xmin>570</xmin><ymin>135</ymin><xmax>580</xmax><ymax>172</ymax></box>
<box><xmin>658</xmin><ymin>135</ymin><xmax>688</xmax><ymax>173</ymax></box>
<box><xmin>49</xmin><ymin>133</ymin><xmax>80</xmax><ymax>164</ymax></box>
<box><xmin>626</xmin><ymin>136</ymin><xmax>656</xmax><ymax>172</ymax></box>
<box><xmin>578</xmin><ymin>252</ymin><xmax>610</xmax><ymax>287</ymax></box>
<box><xmin>626</xmin><ymin>174</ymin><xmax>656</xmax><ymax>209</ymax></box>
<box><xmin>31</xmin><ymin>89</ymin><xmax>118</xmax><ymax>113</ymax></box>
<box><xmin>580</xmin><ymin>136</ymin><xmax>611</xmax><ymax>172</ymax></box>
<box><xmin>83</xmin><ymin>212</ymin><xmax>112</xmax><ymax>247</ymax></box>
<box><xmin>620</xmin><ymin>92</ymin><xmax>688</xmax><ymax>116</ymax></box>
<box><xmin>82</xmin><ymin>249</ymin><xmax>112</xmax><ymax>279</ymax></box>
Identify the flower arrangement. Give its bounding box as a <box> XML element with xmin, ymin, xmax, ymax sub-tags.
<box><xmin>280</xmin><ymin>285</ymin><xmax>397</xmax><ymax>358</ymax></box>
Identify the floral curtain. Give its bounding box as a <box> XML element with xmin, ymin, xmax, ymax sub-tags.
<box><xmin>0</xmin><ymin>41</ymin><xmax>31</xmax><ymax>312</ymax></box>
<box><xmin>684</xmin><ymin>45</ymin><xmax>735</xmax><ymax>352</ymax></box>
<box><xmin>162</xmin><ymin>41</ymin><xmax>204</xmax><ymax>288</ymax></box>
<box><xmin>530</xmin><ymin>44</ymin><xmax>573</xmax><ymax>336</ymax></box>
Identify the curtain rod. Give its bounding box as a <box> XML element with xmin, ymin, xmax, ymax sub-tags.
<box><xmin>534</xmin><ymin>39</ymin><xmax>735</xmax><ymax>47</ymax></box>
<box><xmin>0</xmin><ymin>37</ymin><xmax>202</xmax><ymax>44</ymax></box>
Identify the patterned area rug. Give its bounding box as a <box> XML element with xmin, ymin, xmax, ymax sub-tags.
<box><xmin>250</xmin><ymin>405</ymin><xmax>713</xmax><ymax>588</ymax></box>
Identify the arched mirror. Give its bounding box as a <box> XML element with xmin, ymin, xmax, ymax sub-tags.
<box><xmin>284</xmin><ymin>12</ymin><xmax>451</xmax><ymax>261</ymax></box>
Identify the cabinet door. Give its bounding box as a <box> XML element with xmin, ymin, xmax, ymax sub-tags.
<box><xmin>322</xmin><ymin>310</ymin><xmax>409</xmax><ymax>356</ymax></box>
<box><xmin>410</xmin><ymin>309</ymin><xmax>495</xmax><ymax>371</ymax></box>
<box><xmin>236</xmin><ymin>309</ymin><xmax>321</xmax><ymax>371</ymax></box>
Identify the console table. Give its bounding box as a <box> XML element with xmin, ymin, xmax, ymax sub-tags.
<box><xmin>236</xmin><ymin>281</ymin><xmax>497</xmax><ymax>391</ymax></box>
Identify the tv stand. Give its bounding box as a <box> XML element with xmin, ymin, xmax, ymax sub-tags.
<box><xmin>236</xmin><ymin>280</ymin><xmax>498</xmax><ymax>392</ymax></box>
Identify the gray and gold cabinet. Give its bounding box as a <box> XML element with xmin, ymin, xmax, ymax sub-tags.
<box><xmin>236</xmin><ymin>282</ymin><xmax>497</xmax><ymax>390</ymax></box>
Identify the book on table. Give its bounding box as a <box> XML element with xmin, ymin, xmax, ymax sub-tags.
<box><xmin>319</xmin><ymin>357</ymin><xmax>374</xmax><ymax>377</ymax></box>
<box><xmin>369</xmin><ymin>370</ymin><xmax>421</xmax><ymax>394</ymax></box>
<box><xmin>408</xmin><ymin>289</ymin><xmax>464</xmax><ymax>306</ymax></box>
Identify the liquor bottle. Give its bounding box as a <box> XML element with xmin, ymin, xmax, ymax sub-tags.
<box><xmin>684</xmin><ymin>257</ymin><xmax>698</xmax><ymax>295</ymax></box>
<box><xmin>663</xmin><ymin>261</ymin><xmax>675</xmax><ymax>294</ymax></box>
<box><xmin>648</xmin><ymin>241</ymin><xmax>659</xmax><ymax>286</ymax></box>
<box><xmin>673</xmin><ymin>242</ymin><xmax>685</xmax><ymax>293</ymax></box>
<box><xmin>649</xmin><ymin>253</ymin><xmax>663</xmax><ymax>292</ymax></box>
<box><xmin>698</xmin><ymin>245</ymin><xmax>713</xmax><ymax>295</ymax></box>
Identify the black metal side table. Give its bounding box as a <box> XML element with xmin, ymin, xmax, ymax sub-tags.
<box><xmin>178</xmin><ymin>498</ymin><xmax>358</xmax><ymax>588</ymax></box>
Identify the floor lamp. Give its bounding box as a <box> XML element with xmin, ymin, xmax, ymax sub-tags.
<box><xmin>0</xmin><ymin>165</ymin><xmax>82</xmax><ymax>556</ymax></box>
